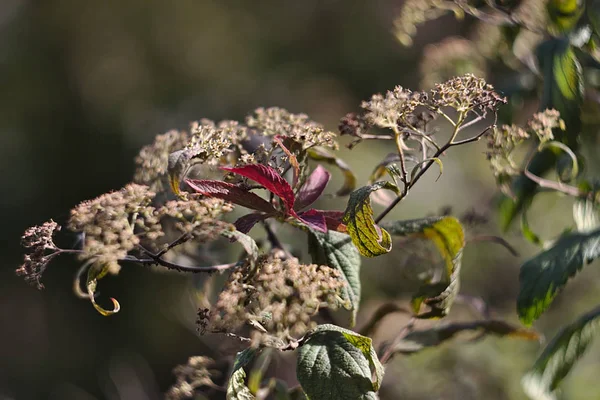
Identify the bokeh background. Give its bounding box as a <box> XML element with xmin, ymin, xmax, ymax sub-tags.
<box><xmin>1</xmin><ymin>1</ymin><xmax>599</xmax><ymax>399</ymax></box>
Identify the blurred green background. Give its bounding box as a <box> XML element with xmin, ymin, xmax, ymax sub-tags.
<box><xmin>1</xmin><ymin>1</ymin><xmax>599</xmax><ymax>399</ymax></box>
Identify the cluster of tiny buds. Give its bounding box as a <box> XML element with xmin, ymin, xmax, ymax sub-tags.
<box><xmin>16</xmin><ymin>220</ymin><xmax>61</xmax><ymax>289</ymax></box>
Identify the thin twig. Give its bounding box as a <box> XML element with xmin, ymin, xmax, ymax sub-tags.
<box><xmin>379</xmin><ymin>317</ymin><xmax>416</xmax><ymax>364</ymax></box>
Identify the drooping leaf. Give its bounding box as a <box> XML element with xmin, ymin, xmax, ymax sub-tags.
<box><xmin>86</xmin><ymin>264</ymin><xmax>120</xmax><ymax>316</ymax></box>
<box><xmin>227</xmin><ymin>347</ymin><xmax>258</xmax><ymax>400</ymax></box>
<box><xmin>380</xmin><ymin>216</ymin><xmax>465</xmax><ymax>318</ymax></box>
<box><xmin>297</xmin><ymin>324</ymin><xmax>383</xmax><ymax>400</ymax></box>
<box><xmin>522</xmin><ymin>306</ymin><xmax>600</xmax><ymax>400</ymax></box>
<box><xmin>546</xmin><ymin>0</ymin><xmax>585</xmax><ymax>35</ymax></box>
<box><xmin>386</xmin><ymin>320</ymin><xmax>539</xmax><ymax>356</ymax></box>
<box><xmin>234</xmin><ymin>213</ymin><xmax>270</xmax><ymax>234</ymax></box>
<box><xmin>307</xmin><ymin>147</ymin><xmax>357</xmax><ymax>196</ymax></box>
<box><xmin>295</xmin><ymin>165</ymin><xmax>331</xmax><ymax>211</ymax></box>
<box><xmin>309</xmin><ymin>230</ymin><xmax>361</xmax><ymax>326</ymax></box>
<box><xmin>499</xmin><ymin>38</ymin><xmax>583</xmax><ymax>230</ymax></box>
<box><xmin>517</xmin><ymin>228</ymin><xmax>600</xmax><ymax>325</ymax></box>
<box><xmin>222</xmin><ymin>165</ymin><xmax>296</xmax><ymax>211</ymax></box>
<box><xmin>343</xmin><ymin>182</ymin><xmax>398</xmax><ymax>257</ymax></box>
<box><xmin>186</xmin><ymin>179</ymin><xmax>277</xmax><ymax>213</ymax></box>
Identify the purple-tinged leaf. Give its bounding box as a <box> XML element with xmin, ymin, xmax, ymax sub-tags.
<box><xmin>222</xmin><ymin>165</ymin><xmax>296</xmax><ymax>211</ymax></box>
<box><xmin>318</xmin><ymin>210</ymin><xmax>346</xmax><ymax>232</ymax></box>
<box><xmin>298</xmin><ymin>209</ymin><xmax>327</xmax><ymax>232</ymax></box>
<box><xmin>295</xmin><ymin>165</ymin><xmax>331</xmax><ymax>211</ymax></box>
<box><xmin>186</xmin><ymin>179</ymin><xmax>276</xmax><ymax>213</ymax></box>
<box><xmin>234</xmin><ymin>213</ymin><xmax>270</xmax><ymax>234</ymax></box>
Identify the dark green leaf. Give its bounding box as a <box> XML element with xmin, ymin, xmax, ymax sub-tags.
<box><xmin>523</xmin><ymin>306</ymin><xmax>600</xmax><ymax>400</ymax></box>
<box><xmin>297</xmin><ymin>324</ymin><xmax>383</xmax><ymax>400</ymax></box>
<box><xmin>309</xmin><ymin>230</ymin><xmax>361</xmax><ymax>326</ymax></box>
<box><xmin>343</xmin><ymin>182</ymin><xmax>399</xmax><ymax>257</ymax></box>
<box><xmin>387</xmin><ymin>320</ymin><xmax>539</xmax><ymax>355</ymax></box>
<box><xmin>381</xmin><ymin>216</ymin><xmax>465</xmax><ymax>318</ymax></box>
<box><xmin>227</xmin><ymin>348</ymin><xmax>258</xmax><ymax>400</ymax></box>
<box><xmin>518</xmin><ymin>228</ymin><xmax>600</xmax><ymax>325</ymax></box>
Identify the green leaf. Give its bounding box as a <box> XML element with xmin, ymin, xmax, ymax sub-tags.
<box><xmin>517</xmin><ymin>228</ymin><xmax>600</xmax><ymax>325</ymax></box>
<box><xmin>522</xmin><ymin>306</ymin><xmax>600</xmax><ymax>400</ymax></box>
<box><xmin>221</xmin><ymin>228</ymin><xmax>259</xmax><ymax>268</ymax></box>
<box><xmin>227</xmin><ymin>348</ymin><xmax>258</xmax><ymax>400</ymax></box>
<box><xmin>309</xmin><ymin>230</ymin><xmax>361</xmax><ymax>326</ymax></box>
<box><xmin>307</xmin><ymin>147</ymin><xmax>357</xmax><ymax>196</ymax></box>
<box><xmin>343</xmin><ymin>182</ymin><xmax>399</xmax><ymax>257</ymax></box>
<box><xmin>380</xmin><ymin>216</ymin><xmax>465</xmax><ymax>318</ymax></box>
<box><xmin>297</xmin><ymin>324</ymin><xmax>383</xmax><ymax>400</ymax></box>
<box><xmin>387</xmin><ymin>320</ymin><xmax>540</xmax><ymax>356</ymax></box>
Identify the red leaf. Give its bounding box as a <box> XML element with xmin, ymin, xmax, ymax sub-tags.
<box><xmin>234</xmin><ymin>213</ymin><xmax>270</xmax><ymax>234</ymax></box>
<box><xmin>186</xmin><ymin>179</ymin><xmax>276</xmax><ymax>213</ymax></box>
<box><xmin>319</xmin><ymin>210</ymin><xmax>346</xmax><ymax>232</ymax></box>
<box><xmin>294</xmin><ymin>165</ymin><xmax>331</xmax><ymax>211</ymax></box>
<box><xmin>222</xmin><ymin>165</ymin><xmax>296</xmax><ymax>211</ymax></box>
<box><xmin>297</xmin><ymin>209</ymin><xmax>327</xmax><ymax>232</ymax></box>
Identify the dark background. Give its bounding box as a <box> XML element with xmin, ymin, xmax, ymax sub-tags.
<box><xmin>1</xmin><ymin>1</ymin><xmax>599</xmax><ymax>399</ymax></box>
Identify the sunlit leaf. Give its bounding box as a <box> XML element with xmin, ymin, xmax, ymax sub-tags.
<box><xmin>343</xmin><ymin>182</ymin><xmax>399</xmax><ymax>257</ymax></box>
<box><xmin>221</xmin><ymin>229</ymin><xmax>259</xmax><ymax>268</ymax></box>
<box><xmin>297</xmin><ymin>324</ymin><xmax>383</xmax><ymax>400</ymax></box>
<box><xmin>307</xmin><ymin>147</ymin><xmax>357</xmax><ymax>196</ymax></box>
<box><xmin>381</xmin><ymin>216</ymin><xmax>465</xmax><ymax>318</ymax></box>
<box><xmin>387</xmin><ymin>319</ymin><xmax>539</xmax><ymax>356</ymax></box>
<box><xmin>517</xmin><ymin>228</ymin><xmax>600</xmax><ymax>325</ymax></box>
<box><xmin>309</xmin><ymin>231</ymin><xmax>361</xmax><ymax>326</ymax></box>
<box><xmin>186</xmin><ymin>179</ymin><xmax>277</xmax><ymax>213</ymax></box>
<box><xmin>573</xmin><ymin>197</ymin><xmax>600</xmax><ymax>233</ymax></box>
<box><xmin>523</xmin><ymin>306</ymin><xmax>600</xmax><ymax>400</ymax></box>
<box><xmin>228</xmin><ymin>347</ymin><xmax>258</xmax><ymax>400</ymax></box>
<box><xmin>86</xmin><ymin>264</ymin><xmax>120</xmax><ymax>316</ymax></box>
<box><xmin>223</xmin><ymin>165</ymin><xmax>296</xmax><ymax>211</ymax></box>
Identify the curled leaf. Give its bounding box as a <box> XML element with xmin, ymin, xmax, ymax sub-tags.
<box><xmin>86</xmin><ymin>265</ymin><xmax>120</xmax><ymax>316</ymax></box>
<box><xmin>381</xmin><ymin>216</ymin><xmax>465</xmax><ymax>318</ymax></box>
<box><xmin>343</xmin><ymin>182</ymin><xmax>399</xmax><ymax>257</ymax></box>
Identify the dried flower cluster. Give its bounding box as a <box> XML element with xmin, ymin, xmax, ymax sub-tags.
<box><xmin>16</xmin><ymin>220</ymin><xmax>60</xmax><ymax>289</ymax></box>
<box><xmin>165</xmin><ymin>356</ymin><xmax>218</xmax><ymax>400</ymax></box>
<box><xmin>362</xmin><ymin>86</ymin><xmax>426</xmax><ymax>131</ymax></box>
<box><xmin>206</xmin><ymin>253</ymin><xmax>345</xmax><ymax>341</ymax></box>
<box><xmin>431</xmin><ymin>74</ymin><xmax>506</xmax><ymax>114</ymax></box>
<box><xmin>246</xmin><ymin>107</ymin><xmax>338</xmax><ymax>150</ymax></box>
<box><xmin>486</xmin><ymin>109</ymin><xmax>564</xmax><ymax>182</ymax></box>
<box><xmin>68</xmin><ymin>183</ymin><xmax>157</xmax><ymax>274</ymax></box>
<box><xmin>134</xmin><ymin>129</ymin><xmax>189</xmax><ymax>191</ymax></box>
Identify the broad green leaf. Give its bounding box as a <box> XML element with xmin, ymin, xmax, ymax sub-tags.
<box><xmin>523</xmin><ymin>306</ymin><xmax>600</xmax><ymax>400</ymax></box>
<box><xmin>297</xmin><ymin>324</ymin><xmax>383</xmax><ymax>400</ymax></box>
<box><xmin>309</xmin><ymin>230</ymin><xmax>361</xmax><ymax>326</ymax></box>
<box><xmin>387</xmin><ymin>320</ymin><xmax>539</xmax><ymax>356</ymax></box>
<box><xmin>227</xmin><ymin>348</ymin><xmax>258</xmax><ymax>400</ymax></box>
<box><xmin>499</xmin><ymin>38</ymin><xmax>583</xmax><ymax>230</ymax></box>
<box><xmin>343</xmin><ymin>182</ymin><xmax>399</xmax><ymax>257</ymax></box>
<box><xmin>380</xmin><ymin>216</ymin><xmax>465</xmax><ymax>318</ymax></box>
<box><xmin>86</xmin><ymin>264</ymin><xmax>120</xmax><ymax>316</ymax></box>
<box><xmin>517</xmin><ymin>228</ymin><xmax>600</xmax><ymax>325</ymax></box>
<box><xmin>307</xmin><ymin>147</ymin><xmax>357</xmax><ymax>196</ymax></box>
